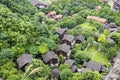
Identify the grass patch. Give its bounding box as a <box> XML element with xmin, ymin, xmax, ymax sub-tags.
<box><xmin>86</xmin><ymin>46</ymin><xmax>110</xmax><ymax>66</ymax></box>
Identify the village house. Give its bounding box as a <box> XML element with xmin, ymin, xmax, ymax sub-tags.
<box><xmin>104</xmin><ymin>22</ymin><xmax>120</xmax><ymax>33</ymax></box>
<box><xmin>29</xmin><ymin>0</ymin><xmax>50</xmax><ymax>9</ymax></box>
<box><xmin>95</xmin><ymin>6</ymin><xmax>102</xmax><ymax>10</ymax></box>
<box><xmin>42</xmin><ymin>51</ymin><xmax>59</xmax><ymax>66</ymax></box>
<box><xmin>55</xmin><ymin>28</ymin><xmax>67</xmax><ymax>39</ymax></box>
<box><xmin>54</xmin><ymin>14</ymin><xmax>63</xmax><ymax>20</ymax></box>
<box><xmin>71</xmin><ymin>65</ymin><xmax>78</xmax><ymax>72</ymax></box>
<box><xmin>17</xmin><ymin>54</ymin><xmax>33</xmax><ymax>70</ymax></box>
<box><xmin>52</xmin><ymin>68</ymin><xmax>61</xmax><ymax>80</ymax></box>
<box><xmin>83</xmin><ymin>61</ymin><xmax>106</xmax><ymax>72</ymax></box>
<box><xmin>65</xmin><ymin>59</ymin><xmax>78</xmax><ymax>72</ymax></box>
<box><xmin>86</xmin><ymin>15</ymin><xmax>107</xmax><ymax>24</ymax></box>
<box><xmin>113</xmin><ymin>0</ymin><xmax>120</xmax><ymax>11</ymax></box>
<box><xmin>48</xmin><ymin>11</ymin><xmax>57</xmax><ymax>18</ymax></box>
<box><xmin>57</xmin><ymin>43</ymin><xmax>71</xmax><ymax>58</ymax></box>
<box><xmin>62</xmin><ymin>34</ymin><xmax>74</xmax><ymax>46</ymax></box>
<box><xmin>65</xmin><ymin>59</ymin><xmax>75</xmax><ymax>68</ymax></box>
<box><xmin>75</xmin><ymin>35</ymin><xmax>85</xmax><ymax>43</ymax></box>
<box><xmin>109</xmin><ymin>23</ymin><xmax>117</xmax><ymax>28</ymax></box>
<box><xmin>79</xmin><ymin>68</ymin><xmax>91</xmax><ymax>73</ymax></box>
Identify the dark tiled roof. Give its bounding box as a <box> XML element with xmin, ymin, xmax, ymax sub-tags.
<box><xmin>75</xmin><ymin>35</ymin><xmax>85</xmax><ymax>42</ymax></box>
<box><xmin>83</xmin><ymin>62</ymin><xmax>88</xmax><ymax>67</ymax></box>
<box><xmin>17</xmin><ymin>54</ymin><xmax>33</xmax><ymax>69</ymax></box>
<box><xmin>62</xmin><ymin>34</ymin><xmax>74</xmax><ymax>43</ymax></box>
<box><xmin>57</xmin><ymin>43</ymin><xmax>70</xmax><ymax>54</ymax></box>
<box><xmin>52</xmin><ymin>68</ymin><xmax>61</xmax><ymax>79</ymax></box>
<box><xmin>71</xmin><ymin>65</ymin><xmax>78</xmax><ymax>72</ymax></box>
<box><xmin>42</xmin><ymin>51</ymin><xmax>59</xmax><ymax>64</ymax></box>
<box><xmin>55</xmin><ymin>28</ymin><xmax>67</xmax><ymax>35</ymax></box>
<box><xmin>109</xmin><ymin>28</ymin><xmax>118</xmax><ymax>32</ymax></box>
<box><xmin>65</xmin><ymin>59</ymin><xmax>75</xmax><ymax>67</ymax></box>
<box><xmin>109</xmin><ymin>23</ymin><xmax>117</xmax><ymax>28</ymax></box>
<box><xmin>80</xmin><ymin>68</ymin><xmax>91</xmax><ymax>73</ymax></box>
<box><xmin>85</xmin><ymin>61</ymin><xmax>103</xmax><ymax>72</ymax></box>
<box><xmin>101</xmin><ymin>66</ymin><xmax>106</xmax><ymax>72</ymax></box>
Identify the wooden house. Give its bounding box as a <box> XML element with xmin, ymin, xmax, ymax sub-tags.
<box><xmin>55</xmin><ymin>28</ymin><xmax>67</xmax><ymax>39</ymax></box>
<box><xmin>113</xmin><ymin>0</ymin><xmax>120</xmax><ymax>11</ymax></box>
<box><xmin>83</xmin><ymin>61</ymin><xmax>106</xmax><ymax>72</ymax></box>
<box><xmin>42</xmin><ymin>51</ymin><xmax>59</xmax><ymax>66</ymax></box>
<box><xmin>86</xmin><ymin>16</ymin><xmax>107</xmax><ymax>24</ymax></box>
<box><xmin>65</xmin><ymin>59</ymin><xmax>78</xmax><ymax>72</ymax></box>
<box><xmin>54</xmin><ymin>14</ymin><xmax>63</xmax><ymax>20</ymax></box>
<box><xmin>52</xmin><ymin>68</ymin><xmax>61</xmax><ymax>80</ymax></box>
<box><xmin>65</xmin><ymin>59</ymin><xmax>75</xmax><ymax>68</ymax></box>
<box><xmin>57</xmin><ymin>43</ymin><xmax>71</xmax><ymax>58</ymax></box>
<box><xmin>75</xmin><ymin>35</ymin><xmax>85</xmax><ymax>43</ymax></box>
<box><xmin>62</xmin><ymin>34</ymin><xmax>74</xmax><ymax>46</ymax></box>
<box><xmin>48</xmin><ymin>11</ymin><xmax>56</xmax><ymax>18</ymax></box>
<box><xmin>17</xmin><ymin>54</ymin><xmax>33</xmax><ymax>70</ymax></box>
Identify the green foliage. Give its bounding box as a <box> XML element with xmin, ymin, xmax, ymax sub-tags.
<box><xmin>0</xmin><ymin>59</ymin><xmax>21</xmax><ymax>80</ymax></box>
<box><xmin>60</xmin><ymin>69</ymin><xmax>73</xmax><ymax>80</ymax></box>
<box><xmin>83</xmin><ymin>71</ymin><xmax>102</xmax><ymax>80</ymax></box>
<box><xmin>0</xmin><ymin>48</ymin><xmax>15</xmax><ymax>59</ymax></box>
<box><xmin>58</xmin><ymin>17</ymin><xmax>77</xmax><ymax>29</ymax></box>
<box><xmin>111</xmin><ymin>32</ymin><xmax>120</xmax><ymax>46</ymax></box>
<box><xmin>74</xmin><ymin>50</ymin><xmax>90</xmax><ymax>64</ymax></box>
<box><xmin>38</xmin><ymin>43</ymin><xmax>49</xmax><ymax>55</ymax></box>
<box><xmin>72</xmin><ymin>73</ymin><xmax>82</xmax><ymax>80</ymax></box>
<box><xmin>59</xmin><ymin>64</ymin><xmax>70</xmax><ymax>71</ymax></box>
<box><xmin>59</xmin><ymin>54</ymin><xmax>65</xmax><ymax>64</ymax></box>
<box><xmin>98</xmin><ymin>34</ymin><xmax>106</xmax><ymax>42</ymax></box>
<box><xmin>25</xmin><ymin>59</ymin><xmax>51</xmax><ymax>78</ymax></box>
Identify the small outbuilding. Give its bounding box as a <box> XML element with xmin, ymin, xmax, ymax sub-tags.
<box><xmin>109</xmin><ymin>23</ymin><xmax>117</xmax><ymax>28</ymax></box>
<box><xmin>48</xmin><ymin>11</ymin><xmax>56</xmax><ymax>18</ymax></box>
<box><xmin>86</xmin><ymin>16</ymin><xmax>107</xmax><ymax>24</ymax></box>
<box><xmin>75</xmin><ymin>35</ymin><xmax>85</xmax><ymax>43</ymax></box>
<box><xmin>65</xmin><ymin>59</ymin><xmax>75</xmax><ymax>68</ymax></box>
<box><xmin>57</xmin><ymin>43</ymin><xmax>71</xmax><ymax>58</ymax></box>
<box><xmin>55</xmin><ymin>28</ymin><xmax>67</xmax><ymax>39</ymax></box>
<box><xmin>17</xmin><ymin>54</ymin><xmax>33</xmax><ymax>69</ymax></box>
<box><xmin>62</xmin><ymin>34</ymin><xmax>74</xmax><ymax>45</ymax></box>
<box><xmin>83</xmin><ymin>60</ymin><xmax>106</xmax><ymax>72</ymax></box>
<box><xmin>42</xmin><ymin>51</ymin><xmax>59</xmax><ymax>66</ymax></box>
<box><xmin>54</xmin><ymin>14</ymin><xmax>63</xmax><ymax>20</ymax></box>
<box><xmin>71</xmin><ymin>65</ymin><xmax>78</xmax><ymax>72</ymax></box>
<box><xmin>79</xmin><ymin>68</ymin><xmax>91</xmax><ymax>73</ymax></box>
<box><xmin>52</xmin><ymin>68</ymin><xmax>61</xmax><ymax>80</ymax></box>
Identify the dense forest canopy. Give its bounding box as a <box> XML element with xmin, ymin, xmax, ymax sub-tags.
<box><xmin>0</xmin><ymin>0</ymin><xmax>120</xmax><ymax>80</ymax></box>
